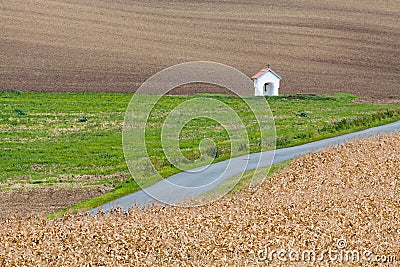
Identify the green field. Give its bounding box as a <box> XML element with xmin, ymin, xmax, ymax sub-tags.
<box><xmin>1</xmin><ymin>91</ymin><xmax>399</xmax><ymax>214</ymax></box>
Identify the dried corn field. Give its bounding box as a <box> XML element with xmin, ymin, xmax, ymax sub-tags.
<box><xmin>1</xmin><ymin>134</ymin><xmax>399</xmax><ymax>266</ymax></box>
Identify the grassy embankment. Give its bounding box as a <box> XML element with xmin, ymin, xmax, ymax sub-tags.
<box><xmin>0</xmin><ymin>91</ymin><xmax>399</xmax><ymax>216</ymax></box>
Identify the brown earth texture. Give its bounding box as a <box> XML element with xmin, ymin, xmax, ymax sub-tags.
<box><xmin>1</xmin><ymin>0</ymin><xmax>399</xmax><ymax>102</ymax></box>
<box><xmin>0</xmin><ymin>185</ymin><xmax>113</xmax><ymax>219</ymax></box>
<box><xmin>0</xmin><ymin>133</ymin><xmax>399</xmax><ymax>266</ymax></box>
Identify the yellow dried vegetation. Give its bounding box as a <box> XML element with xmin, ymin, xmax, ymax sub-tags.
<box><xmin>0</xmin><ymin>134</ymin><xmax>399</xmax><ymax>266</ymax></box>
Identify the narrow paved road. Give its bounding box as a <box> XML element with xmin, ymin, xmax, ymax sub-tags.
<box><xmin>91</xmin><ymin>120</ymin><xmax>400</xmax><ymax>213</ymax></box>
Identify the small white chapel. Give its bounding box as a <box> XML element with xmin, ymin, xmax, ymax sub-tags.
<box><xmin>251</xmin><ymin>64</ymin><xmax>282</xmax><ymax>96</ymax></box>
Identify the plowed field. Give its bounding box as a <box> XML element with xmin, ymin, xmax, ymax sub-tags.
<box><xmin>1</xmin><ymin>0</ymin><xmax>399</xmax><ymax>102</ymax></box>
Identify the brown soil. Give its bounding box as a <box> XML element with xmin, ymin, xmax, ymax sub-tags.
<box><xmin>0</xmin><ymin>185</ymin><xmax>112</xmax><ymax>219</ymax></box>
<box><xmin>0</xmin><ymin>134</ymin><xmax>398</xmax><ymax>265</ymax></box>
<box><xmin>1</xmin><ymin>0</ymin><xmax>399</xmax><ymax>102</ymax></box>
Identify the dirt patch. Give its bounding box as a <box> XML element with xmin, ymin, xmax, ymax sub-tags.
<box><xmin>1</xmin><ymin>0</ymin><xmax>399</xmax><ymax>102</ymax></box>
<box><xmin>0</xmin><ymin>186</ymin><xmax>111</xmax><ymax>219</ymax></box>
<box><xmin>0</xmin><ymin>134</ymin><xmax>398</xmax><ymax>265</ymax></box>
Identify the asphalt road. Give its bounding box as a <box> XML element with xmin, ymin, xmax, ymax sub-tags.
<box><xmin>91</xmin><ymin>120</ymin><xmax>400</xmax><ymax>214</ymax></box>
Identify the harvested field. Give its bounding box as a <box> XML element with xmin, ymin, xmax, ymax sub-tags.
<box><xmin>1</xmin><ymin>0</ymin><xmax>399</xmax><ymax>102</ymax></box>
<box><xmin>1</xmin><ymin>133</ymin><xmax>399</xmax><ymax>266</ymax></box>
